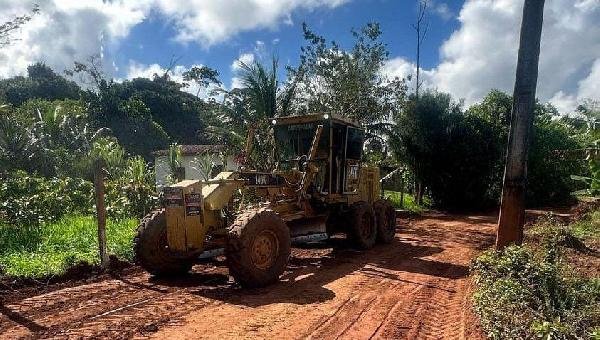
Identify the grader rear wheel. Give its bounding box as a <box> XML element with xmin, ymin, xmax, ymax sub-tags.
<box><xmin>226</xmin><ymin>208</ymin><xmax>291</xmax><ymax>287</ymax></box>
<box><xmin>134</xmin><ymin>209</ymin><xmax>193</xmax><ymax>276</ymax></box>
<box><xmin>347</xmin><ymin>201</ymin><xmax>377</xmax><ymax>249</ymax></box>
<box><xmin>374</xmin><ymin>200</ymin><xmax>397</xmax><ymax>243</ymax></box>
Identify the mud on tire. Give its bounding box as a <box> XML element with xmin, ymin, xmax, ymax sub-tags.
<box><xmin>347</xmin><ymin>201</ymin><xmax>377</xmax><ymax>249</ymax></box>
<box><xmin>134</xmin><ymin>209</ymin><xmax>193</xmax><ymax>276</ymax></box>
<box><xmin>373</xmin><ymin>200</ymin><xmax>397</xmax><ymax>243</ymax></box>
<box><xmin>226</xmin><ymin>208</ymin><xmax>291</xmax><ymax>288</ymax></box>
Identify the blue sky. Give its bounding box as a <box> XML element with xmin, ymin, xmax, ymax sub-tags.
<box><xmin>115</xmin><ymin>0</ymin><xmax>461</xmax><ymax>86</ymax></box>
<box><xmin>0</xmin><ymin>0</ymin><xmax>599</xmax><ymax>113</ymax></box>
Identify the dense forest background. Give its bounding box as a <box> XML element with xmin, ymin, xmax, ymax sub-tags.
<box><xmin>0</xmin><ymin>22</ymin><xmax>597</xmax><ymax>230</ymax></box>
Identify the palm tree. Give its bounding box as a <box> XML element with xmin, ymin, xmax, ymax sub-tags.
<box><xmin>237</xmin><ymin>57</ymin><xmax>296</xmax><ymax>120</ymax></box>
<box><xmin>221</xmin><ymin>57</ymin><xmax>297</xmax><ymax>170</ymax></box>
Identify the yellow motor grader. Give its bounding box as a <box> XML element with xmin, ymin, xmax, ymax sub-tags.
<box><xmin>134</xmin><ymin>113</ymin><xmax>397</xmax><ymax>287</ymax></box>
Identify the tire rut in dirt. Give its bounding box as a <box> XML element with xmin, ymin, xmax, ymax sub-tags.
<box><xmin>51</xmin><ymin>291</ymin><xmax>223</xmax><ymax>339</ymax></box>
<box><xmin>373</xmin><ymin>275</ymin><xmax>465</xmax><ymax>339</ymax></box>
<box><xmin>0</xmin><ymin>270</ymin><xmax>222</xmax><ymax>339</ymax></box>
<box><xmin>0</xmin><ymin>276</ymin><xmax>158</xmax><ymax>336</ymax></box>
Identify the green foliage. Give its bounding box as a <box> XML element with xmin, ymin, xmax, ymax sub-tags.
<box><xmin>105</xmin><ymin>156</ymin><xmax>159</xmax><ymax>218</ymax></box>
<box><xmin>88</xmin><ymin>137</ymin><xmax>126</xmax><ymax>175</ymax></box>
<box><xmin>528</xmin><ymin>113</ymin><xmax>584</xmax><ymax>205</ymax></box>
<box><xmin>393</xmin><ymin>91</ymin><xmax>502</xmax><ymax>209</ymax></box>
<box><xmin>394</xmin><ymin>89</ymin><xmax>585</xmax><ymax>209</ymax></box>
<box><xmin>182</xmin><ymin>65</ymin><xmax>221</xmax><ymax>97</ymax></box>
<box><xmin>570</xmin><ymin>100</ymin><xmax>600</xmax><ymax>197</ymax></box>
<box><xmin>469</xmin><ymin>91</ymin><xmax>586</xmax><ymax>205</ymax></box>
<box><xmin>0</xmin><ymin>63</ymin><xmax>80</xmax><ymax>106</ymax></box>
<box><xmin>86</xmin><ymin>90</ymin><xmax>170</xmax><ymax>159</ymax></box>
<box><xmin>288</xmin><ymin>23</ymin><xmax>407</xmax><ymax>147</ymax></box>
<box><xmin>471</xmin><ymin>221</ymin><xmax>600</xmax><ymax>339</ymax></box>
<box><xmin>0</xmin><ymin>99</ymin><xmax>108</xmax><ymax>177</ymax></box>
<box><xmin>384</xmin><ymin>190</ymin><xmax>430</xmax><ymax>213</ymax></box>
<box><xmin>0</xmin><ymin>171</ymin><xmax>93</xmax><ymax>227</ymax></box>
<box><xmin>0</xmin><ymin>215</ymin><xmax>137</xmax><ymax>278</ymax></box>
<box><xmin>569</xmin><ymin>209</ymin><xmax>600</xmax><ymax>241</ymax></box>
<box><xmin>218</xmin><ymin>56</ymin><xmax>295</xmax><ymax>170</ymax></box>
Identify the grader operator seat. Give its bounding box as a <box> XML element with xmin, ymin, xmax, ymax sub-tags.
<box><xmin>273</xmin><ymin>113</ymin><xmax>365</xmax><ymax>195</ymax></box>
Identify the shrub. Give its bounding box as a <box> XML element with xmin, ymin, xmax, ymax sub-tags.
<box><xmin>105</xmin><ymin>156</ymin><xmax>159</xmax><ymax>219</ymax></box>
<box><xmin>393</xmin><ymin>91</ymin><xmax>504</xmax><ymax>210</ymax></box>
<box><xmin>472</xmin><ymin>242</ymin><xmax>600</xmax><ymax>339</ymax></box>
<box><xmin>384</xmin><ymin>190</ymin><xmax>430</xmax><ymax>213</ymax></box>
<box><xmin>0</xmin><ymin>171</ymin><xmax>93</xmax><ymax>226</ymax></box>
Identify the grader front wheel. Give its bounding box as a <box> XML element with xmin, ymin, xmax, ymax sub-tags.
<box><xmin>226</xmin><ymin>208</ymin><xmax>291</xmax><ymax>287</ymax></box>
<box><xmin>348</xmin><ymin>202</ymin><xmax>377</xmax><ymax>249</ymax></box>
<box><xmin>134</xmin><ymin>209</ymin><xmax>193</xmax><ymax>276</ymax></box>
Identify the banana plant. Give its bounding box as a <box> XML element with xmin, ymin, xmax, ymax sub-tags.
<box><xmin>571</xmin><ymin>140</ymin><xmax>600</xmax><ymax>196</ymax></box>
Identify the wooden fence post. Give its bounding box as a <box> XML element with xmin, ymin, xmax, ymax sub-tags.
<box><xmin>94</xmin><ymin>160</ymin><xmax>109</xmax><ymax>269</ymax></box>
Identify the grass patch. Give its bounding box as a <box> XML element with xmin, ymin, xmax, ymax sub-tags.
<box><xmin>0</xmin><ymin>215</ymin><xmax>137</xmax><ymax>278</ymax></box>
<box><xmin>384</xmin><ymin>190</ymin><xmax>431</xmax><ymax>213</ymax></box>
<box><xmin>570</xmin><ymin>210</ymin><xmax>600</xmax><ymax>241</ymax></box>
<box><xmin>471</xmin><ymin>211</ymin><xmax>600</xmax><ymax>339</ymax></box>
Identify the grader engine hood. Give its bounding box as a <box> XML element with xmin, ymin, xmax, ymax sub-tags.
<box><xmin>163</xmin><ymin>172</ymin><xmax>243</xmax><ymax>253</ymax></box>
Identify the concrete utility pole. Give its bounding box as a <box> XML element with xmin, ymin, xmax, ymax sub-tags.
<box><xmin>496</xmin><ymin>0</ymin><xmax>545</xmax><ymax>249</ymax></box>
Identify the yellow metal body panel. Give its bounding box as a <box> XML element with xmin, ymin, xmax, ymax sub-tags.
<box><xmin>358</xmin><ymin>167</ymin><xmax>380</xmax><ymax>204</ymax></box>
<box><xmin>164</xmin><ymin>180</ymin><xmax>206</xmax><ymax>252</ymax></box>
<box><xmin>202</xmin><ymin>172</ymin><xmax>243</xmax><ymax>210</ymax></box>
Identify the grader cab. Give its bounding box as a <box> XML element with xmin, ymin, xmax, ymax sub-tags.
<box><xmin>134</xmin><ymin>113</ymin><xmax>397</xmax><ymax>287</ymax></box>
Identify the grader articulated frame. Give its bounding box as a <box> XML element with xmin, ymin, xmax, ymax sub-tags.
<box><xmin>134</xmin><ymin>113</ymin><xmax>397</xmax><ymax>287</ymax></box>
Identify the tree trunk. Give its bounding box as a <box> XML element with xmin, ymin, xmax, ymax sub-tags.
<box><xmin>400</xmin><ymin>173</ymin><xmax>405</xmax><ymax>208</ymax></box>
<box><xmin>496</xmin><ymin>0</ymin><xmax>545</xmax><ymax>249</ymax></box>
<box><xmin>416</xmin><ymin>181</ymin><xmax>424</xmax><ymax>205</ymax></box>
<box><xmin>94</xmin><ymin>160</ymin><xmax>109</xmax><ymax>269</ymax></box>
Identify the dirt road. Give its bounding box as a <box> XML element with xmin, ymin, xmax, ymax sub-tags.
<box><xmin>0</xmin><ymin>213</ymin><xmax>495</xmax><ymax>339</ymax></box>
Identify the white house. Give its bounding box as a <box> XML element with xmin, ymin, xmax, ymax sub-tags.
<box><xmin>153</xmin><ymin>145</ymin><xmax>237</xmax><ymax>188</ymax></box>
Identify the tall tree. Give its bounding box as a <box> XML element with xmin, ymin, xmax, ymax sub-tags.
<box><xmin>182</xmin><ymin>66</ymin><xmax>221</xmax><ymax>98</ymax></box>
<box><xmin>496</xmin><ymin>0</ymin><xmax>545</xmax><ymax>249</ymax></box>
<box><xmin>412</xmin><ymin>0</ymin><xmax>428</xmax><ymax>99</ymax></box>
<box><xmin>218</xmin><ymin>57</ymin><xmax>296</xmax><ymax>170</ymax></box>
<box><xmin>288</xmin><ymin>23</ymin><xmax>407</xmax><ymax>143</ymax></box>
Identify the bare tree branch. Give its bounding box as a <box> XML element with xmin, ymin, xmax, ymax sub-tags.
<box><xmin>0</xmin><ymin>4</ymin><xmax>39</xmax><ymax>47</ymax></box>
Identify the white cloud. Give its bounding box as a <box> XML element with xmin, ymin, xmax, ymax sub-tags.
<box><xmin>231</xmin><ymin>53</ymin><xmax>255</xmax><ymax>72</ymax></box>
<box><xmin>381</xmin><ymin>57</ymin><xmax>435</xmax><ymax>93</ymax></box>
<box><xmin>152</xmin><ymin>0</ymin><xmax>349</xmax><ymax>46</ymax></box>
<box><xmin>431</xmin><ymin>1</ymin><xmax>453</xmax><ymax>21</ymax></box>
<box><xmin>0</xmin><ymin>1</ymin><xmax>150</xmax><ymax>78</ymax></box>
<box><xmin>125</xmin><ymin>61</ymin><xmax>219</xmax><ymax>98</ymax></box>
<box><xmin>383</xmin><ymin>0</ymin><xmax>600</xmax><ymax>113</ymax></box>
<box><xmin>230</xmin><ymin>52</ymin><xmax>257</xmax><ymax>89</ymax></box>
<box><xmin>0</xmin><ymin>0</ymin><xmax>348</xmax><ymax>79</ymax></box>
<box><xmin>577</xmin><ymin>58</ymin><xmax>600</xmax><ymax>100</ymax></box>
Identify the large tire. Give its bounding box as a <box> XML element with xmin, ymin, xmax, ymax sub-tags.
<box><xmin>373</xmin><ymin>200</ymin><xmax>397</xmax><ymax>243</ymax></box>
<box><xmin>347</xmin><ymin>202</ymin><xmax>377</xmax><ymax>249</ymax></box>
<box><xmin>134</xmin><ymin>209</ymin><xmax>193</xmax><ymax>276</ymax></box>
<box><xmin>226</xmin><ymin>208</ymin><xmax>291</xmax><ymax>288</ymax></box>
